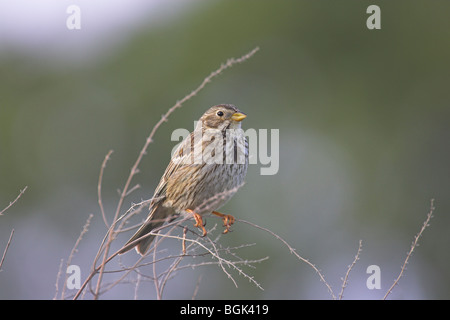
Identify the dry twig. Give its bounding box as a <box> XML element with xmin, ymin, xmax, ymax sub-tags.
<box><xmin>58</xmin><ymin>214</ymin><xmax>94</xmax><ymax>299</ymax></box>
<box><xmin>1</xmin><ymin>187</ymin><xmax>27</xmax><ymax>273</ymax></box>
<box><xmin>237</xmin><ymin>219</ymin><xmax>336</xmax><ymax>299</ymax></box>
<box><xmin>0</xmin><ymin>229</ymin><xmax>14</xmax><ymax>271</ymax></box>
<box><xmin>338</xmin><ymin>239</ymin><xmax>363</xmax><ymax>300</ymax></box>
<box><xmin>98</xmin><ymin>150</ymin><xmax>114</xmax><ymax>228</ymax></box>
<box><xmin>383</xmin><ymin>199</ymin><xmax>435</xmax><ymax>300</ymax></box>
<box><xmin>0</xmin><ymin>186</ymin><xmax>28</xmax><ymax>216</ymax></box>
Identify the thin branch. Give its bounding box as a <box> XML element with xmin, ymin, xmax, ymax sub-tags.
<box><xmin>1</xmin><ymin>188</ymin><xmax>27</xmax><ymax>272</ymax></box>
<box><xmin>53</xmin><ymin>259</ymin><xmax>64</xmax><ymax>300</ymax></box>
<box><xmin>60</xmin><ymin>214</ymin><xmax>94</xmax><ymax>299</ymax></box>
<box><xmin>134</xmin><ymin>222</ymin><xmax>266</xmax><ymax>291</ymax></box>
<box><xmin>98</xmin><ymin>150</ymin><xmax>113</xmax><ymax>228</ymax></box>
<box><xmin>182</xmin><ymin>226</ymin><xmax>188</xmax><ymax>255</ymax></box>
<box><xmin>73</xmin><ymin>218</ymin><xmax>189</xmax><ymax>299</ymax></box>
<box><xmin>383</xmin><ymin>199</ymin><xmax>435</xmax><ymax>300</ymax></box>
<box><xmin>194</xmin><ymin>183</ymin><xmax>245</xmax><ymax>214</ymax></box>
<box><xmin>338</xmin><ymin>239</ymin><xmax>362</xmax><ymax>300</ymax></box>
<box><xmin>134</xmin><ymin>273</ymin><xmax>142</xmax><ymax>300</ymax></box>
<box><xmin>237</xmin><ymin>219</ymin><xmax>336</xmax><ymax>299</ymax></box>
<box><xmin>0</xmin><ymin>186</ymin><xmax>28</xmax><ymax>215</ymax></box>
<box><xmin>192</xmin><ymin>275</ymin><xmax>203</xmax><ymax>300</ymax></box>
<box><xmin>158</xmin><ymin>247</ymin><xmax>184</xmax><ymax>298</ymax></box>
<box><xmin>153</xmin><ymin>238</ymin><xmax>161</xmax><ymax>300</ymax></box>
<box><xmin>0</xmin><ymin>229</ymin><xmax>14</xmax><ymax>271</ymax></box>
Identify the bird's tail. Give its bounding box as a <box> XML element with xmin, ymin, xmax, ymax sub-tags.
<box><xmin>118</xmin><ymin>204</ymin><xmax>172</xmax><ymax>255</ymax></box>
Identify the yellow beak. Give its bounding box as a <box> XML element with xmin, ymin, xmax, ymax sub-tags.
<box><xmin>231</xmin><ymin>112</ymin><xmax>247</xmax><ymax>122</ymax></box>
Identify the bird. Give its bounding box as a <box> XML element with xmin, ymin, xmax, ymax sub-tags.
<box><xmin>119</xmin><ymin>104</ymin><xmax>249</xmax><ymax>255</ymax></box>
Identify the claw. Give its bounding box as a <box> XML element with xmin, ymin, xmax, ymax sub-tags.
<box><xmin>186</xmin><ymin>209</ymin><xmax>207</xmax><ymax>237</ymax></box>
<box><xmin>212</xmin><ymin>211</ymin><xmax>235</xmax><ymax>234</ymax></box>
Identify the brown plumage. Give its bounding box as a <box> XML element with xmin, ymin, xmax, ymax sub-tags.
<box><xmin>119</xmin><ymin>104</ymin><xmax>249</xmax><ymax>255</ymax></box>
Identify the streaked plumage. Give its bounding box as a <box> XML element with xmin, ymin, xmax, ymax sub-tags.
<box><xmin>119</xmin><ymin>104</ymin><xmax>248</xmax><ymax>255</ymax></box>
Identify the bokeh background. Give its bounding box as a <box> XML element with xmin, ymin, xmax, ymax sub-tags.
<box><xmin>1</xmin><ymin>0</ymin><xmax>449</xmax><ymax>299</ymax></box>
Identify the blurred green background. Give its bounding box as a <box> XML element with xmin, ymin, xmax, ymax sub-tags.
<box><xmin>1</xmin><ymin>0</ymin><xmax>449</xmax><ymax>299</ymax></box>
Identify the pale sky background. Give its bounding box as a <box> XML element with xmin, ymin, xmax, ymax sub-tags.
<box><xmin>0</xmin><ymin>0</ymin><xmax>194</xmax><ymax>61</ymax></box>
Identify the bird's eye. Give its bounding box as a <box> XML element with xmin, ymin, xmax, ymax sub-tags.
<box><xmin>216</xmin><ymin>111</ymin><xmax>224</xmax><ymax>117</ymax></box>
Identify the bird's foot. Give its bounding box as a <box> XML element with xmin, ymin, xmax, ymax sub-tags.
<box><xmin>212</xmin><ymin>211</ymin><xmax>235</xmax><ymax>234</ymax></box>
<box><xmin>186</xmin><ymin>209</ymin><xmax>207</xmax><ymax>237</ymax></box>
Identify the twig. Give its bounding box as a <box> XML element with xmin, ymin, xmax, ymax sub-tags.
<box><xmin>338</xmin><ymin>239</ymin><xmax>362</xmax><ymax>300</ymax></box>
<box><xmin>0</xmin><ymin>229</ymin><xmax>14</xmax><ymax>271</ymax></box>
<box><xmin>205</xmin><ymin>235</ymin><xmax>239</xmax><ymax>288</ymax></box>
<box><xmin>138</xmin><ymin>226</ymin><xmax>265</xmax><ymax>291</ymax></box>
<box><xmin>0</xmin><ymin>186</ymin><xmax>28</xmax><ymax>215</ymax></box>
<box><xmin>237</xmin><ymin>219</ymin><xmax>336</xmax><ymax>299</ymax></box>
<box><xmin>383</xmin><ymin>199</ymin><xmax>435</xmax><ymax>300</ymax></box>
<box><xmin>182</xmin><ymin>226</ymin><xmax>188</xmax><ymax>255</ymax></box>
<box><xmin>53</xmin><ymin>259</ymin><xmax>64</xmax><ymax>300</ymax></box>
<box><xmin>1</xmin><ymin>187</ymin><xmax>27</xmax><ymax>278</ymax></box>
<box><xmin>73</xmin><ymin>217</ymin><xmax>190</xmax><ymax>299</ymax></box>
<box><xmin>153</xmin><ymin>238</ymin><xmax>161</xmax><ymax>300</ymax></box>
<box><xmin>134</xmin><ymin>273</ymin><xmax>142</xmax><ymax>300</ymax></box>
<box><xmin>192</xmin><ymin>275</ymin><xmax>203</xmax><ymax>300</ymax></box>
<box><xmin>60</xmin><ymin>214</ymin><xmax>94</xmax><ymax>299</ymax></box>
<box><xmin>98</xmin><ymin>150</ymin><xmax>113</xmax><ymax>228</ymax></box>
<box><xmin>158</xmin><ymin>247</ymin><xmax>185</xmax><ymax>298</ymax></box>
<box><xmin>194</xmin><ymin>183</ymin><xmax>245</xmax><ymax>214</ymax></box>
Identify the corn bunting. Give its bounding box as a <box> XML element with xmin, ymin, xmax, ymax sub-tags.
<box><xmin>119</xmin><ymin>104</ymin><xmax>248</xmax><ymax>255</ymax></box>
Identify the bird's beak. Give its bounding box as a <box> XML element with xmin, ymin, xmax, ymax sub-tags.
<box><xmin>231</xmin><ymin>112</ymin><xmax>247</xmax><ymax>122</ymax></box>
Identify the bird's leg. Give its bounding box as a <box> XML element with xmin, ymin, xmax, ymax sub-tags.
<box><xmin>212</xmin><ymin>211</ymin><xmax>235</xmax><ymax>234</ymax></box>
<box><xmin>186</xmin><ymin>209</ymin><xmax>207</xmax><ymax>237</ymax></box>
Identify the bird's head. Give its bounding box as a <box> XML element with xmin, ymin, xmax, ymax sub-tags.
<box><xmin>197</xmin><ymin>104</ymin><xmax>247</xmax><ymax>131</ymax></box>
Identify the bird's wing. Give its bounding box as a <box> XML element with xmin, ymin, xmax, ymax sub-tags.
<box><xmin>151</xmin><ymin>131</ymin><xmax>197</xmax><ymax>204</ymax></box>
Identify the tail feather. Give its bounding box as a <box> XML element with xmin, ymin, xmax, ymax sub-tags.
<box><xmin>118</xmin><ymin>204</ymin><xmax>172</xmax><ymax>255</ymax></box>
